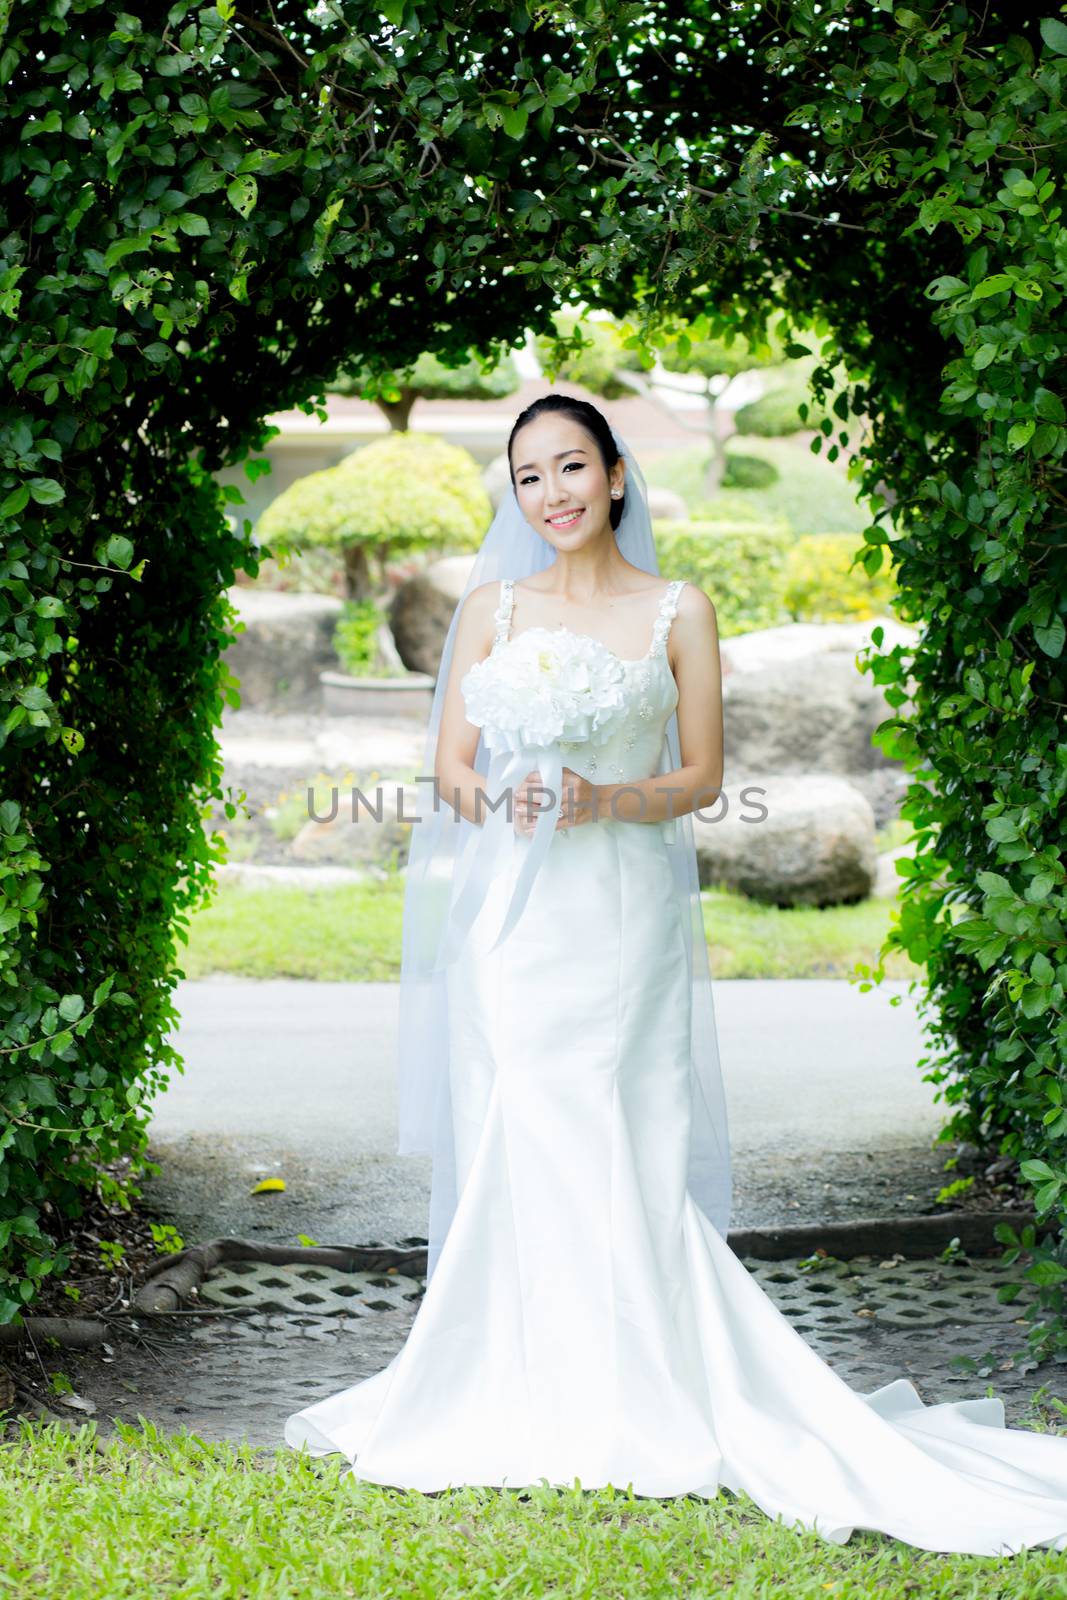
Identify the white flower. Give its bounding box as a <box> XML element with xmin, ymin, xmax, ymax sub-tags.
<box><xmin>461</xmin><ymin>628</ymin><xmax>630</xmax><ymax>753</ymax></box>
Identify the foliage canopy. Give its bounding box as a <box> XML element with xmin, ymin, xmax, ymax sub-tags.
<box><xmin>0</xmin><ymin>1</ymin><xmax>1064</xmax><ymax>1361</ymax></box>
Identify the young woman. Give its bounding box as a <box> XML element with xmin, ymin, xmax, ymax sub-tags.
<box><xmin>285</xmin><ymin>395</ymin><xmax>1067</xmax><ymax>1556</ymax></box>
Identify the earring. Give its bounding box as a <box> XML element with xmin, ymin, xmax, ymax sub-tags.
<box><xmin>610</xmin><ymin>489</ymin><xmax>622</xmax><ymax>499</ymax></box>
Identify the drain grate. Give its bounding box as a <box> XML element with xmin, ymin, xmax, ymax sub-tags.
<box><xmin>199</xmin><ymin>1259</ymin><xmax>425</xmax><ymax>1317</ymax></box>
<box><xmin>77</xmin><ymin>1248</ymin><xmax>1062</xmax><ymax>1448</ymax></box>
<box><xmin>746</xmin><ymin>1254</ymin><xmax>1039</xmax><ymax>1341</ymax></box>
<box><xmin>198</xmin><ymin>1251</ymin><xmax>1038</xmax><ymax>1338</ymax></box>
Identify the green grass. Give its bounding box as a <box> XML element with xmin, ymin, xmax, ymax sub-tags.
<box><xmin>701</xmin><ymin>888</ymin><xmax>917</xmax><ymax>980</ymax></box>
<box><xmin>643</xmin><ymin>437</ymin><xmax>871</xmax><ymax>537</ymax></box>
<box><xmin>5</xmin><ymin>1419</ymin><xmax>1067</xmax><ymax>1598</ymax></box>
<box><xmin>177</xmin><ymin>874</ymin><xmax>918</xmax><ymax>983</ymax></box>
<box><xmin>178</xmin><ymin>878</ymin><xmax>406</xmax><ymax>981</ymax></box>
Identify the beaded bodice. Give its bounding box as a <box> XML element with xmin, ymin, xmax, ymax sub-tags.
<box><xmin>466</xmin><ymin>577</ymin><xmax>685</xmax><ymax>788</ymax></box>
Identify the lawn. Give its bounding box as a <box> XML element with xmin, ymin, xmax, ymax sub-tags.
<box><xmin>5</xmin><ymin>1419</ymin><xmax>1067</xmax><ymax>1598</ymax></box>
<box><xmin>176</xmin><ymin>873</ymin><xmax>919</xmax><ymax>983</ymax></box>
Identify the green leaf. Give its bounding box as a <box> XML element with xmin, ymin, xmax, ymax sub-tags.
<box><xmin>971</xmin><ymin>274</ymin><xmax>1013</xmax><ymax>299</ymax></box>
<box><xmin>93</xmin><ymin>974</ymin><xmax>116</xmax><ymax>1006</ymax></box>
<box><xmin>28</xmin><ymin>478</ymin><xmax>64</xmax><ymax>505</ymax></box>
<box><xmin>178</xmin><ymin>213</ymin><xmax>211</xmax><ymax>236</ymax></box>
<box><xmin>0</xmin><ymin>485</ymin><xmax>30</xmax><ymax>517</ymax></box>
<box><xmin>1034</xmin><ymin>616</ymin><xmax>1065</xmax><ymax>658</ymax></box>
<box><xmin>1028</xmin><ymin>1259</ymin><xmax>1067</xmax><ymax>1286</ymax></box>
<box><xmin>1020</xmin><ymin>1158</ymin><xmax>1056</xmax><ymax>1182</ymax></box>
<box><xmin>226</xmin><ymin>175</ymin><xmax>258</xmax><ymax>219</ymax></box>
<box><xmin>1034</xmin><ymin>389</ymin><xmax>1065</xmax><ymax>424</ymax></box>
<box><xmin>1040</xmin><ymin>17</ymin><xmax>1067</xmax><ymax>55</ymax></box>
<box><xmin>17</xmin><ymin>685</ymin><xmax>51</xmax><ymax>711</ymax></box>
<box><xmin>105</xmin><ymin>536</ymin><xmax>134</xmax><ymax>570</ymax></box>
<box><xmin>925</xmin><ymin>275</ymin><xmax>967</xmax><ymax>299</ymax></box>
<box><xmin>500</xmin><ymin>106</ymin><xmax>529</xmax><ymax>140</ymax></box>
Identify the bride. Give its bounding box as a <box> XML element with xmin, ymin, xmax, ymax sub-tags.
<box><xmin>285</xmin><ymin>394</ymin><xmax>1067</xmax><ymax>1555</ymax></box>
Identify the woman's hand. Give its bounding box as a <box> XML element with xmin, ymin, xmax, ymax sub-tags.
<box><xmin>514</xmin><ymin>766</ymin><xmax>599</xmax><ymax>836</ymax></box>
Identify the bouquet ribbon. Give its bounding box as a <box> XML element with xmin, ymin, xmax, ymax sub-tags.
<box><xmin>435</xmin><ymin>742</ymin><xmax>564</xmax><ymax>972</ymax></box>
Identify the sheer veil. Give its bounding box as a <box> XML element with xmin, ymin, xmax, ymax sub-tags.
<box><xmin>395</xmin><ymin>423</ymin><xmax>732</xmax><ymax>1281</ymax></box>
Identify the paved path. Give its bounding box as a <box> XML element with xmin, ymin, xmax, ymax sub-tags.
<box><xmin>155</xmin><ymin>976</ymin><xmax>938</xmax><ymax>1154</ymax></box>
<box><xmin>145</xmin><ymin>977</ymin><xmax>952</xmax><ymax>1249</ymax></box>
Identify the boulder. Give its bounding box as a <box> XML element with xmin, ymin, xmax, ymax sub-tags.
<box><xmin>483</xmin><ymin>452</ymin><xmax>514</xmax><ymax>509</ymax></box>
<box><xmin>647</xmin><ymin>485</ymin><xmax>689</xmax><ymax>521</ymax></box>
<box><xmin>290</xmin><ymin>780</ymin><xmax>420</xmax><ymax>866</ymax></box>
<box><xmin>692</xmin><ymin>774</ymin><xmax>877</xmax><ymax>906</ymax></box>
<box><xmin>721</xmin><ymin>618</ymin><xmax>918</xmax><ymax>777</ymax></box>
<box><xmin>719</xmin><ymin>617</ymin><xmax>917</xmax><ymax>677</ymax></box>
<box><xmin>223</xmin><ymin>587</ymin><xmax>343</xmax><ymax>712</ymax></box>
<box><xmin>389</xmin><ymin>555</ymin><xmax>475</xmax><ymax>677</ymax></box>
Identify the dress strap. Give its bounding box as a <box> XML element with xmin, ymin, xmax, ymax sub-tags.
<box><xmin>650</xmin><ymin>579</ymin><xmax>686</xmax><ymax>658</ymax></box>
<box><xmin>493</xmin><ymin>577</ymin><xmax>515</xmax><ymax>647</ymax></box>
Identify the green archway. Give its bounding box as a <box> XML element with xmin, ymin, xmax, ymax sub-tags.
<box><xmin>1</xmin><ymin>2</ymin><xmax>1063</xmax><ymax>1353</ymax></box>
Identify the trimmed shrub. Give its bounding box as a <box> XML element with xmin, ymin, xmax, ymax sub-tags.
<box><xmin>783</xmin><ymin>534</ymin><xmax>898</xmax><ymax>621</ymax></box>
<box><xmin>721</xmin><ymin>452</ymin><xmax>780</xmax><ymax>490</ymax></box>
<box><xmin>734</xmin><ymin>382</ymin><xmax>833</xmax><ymax>437</ymax></box>
<box><xmin>652</xmin><ymin>518</ymin><xmax>795</xmax><ymax>636</ymax></box>
<box><xmin>255</xmin><ymin>432</ymin><xmax>491</xmax><ymax>600</ymax></box>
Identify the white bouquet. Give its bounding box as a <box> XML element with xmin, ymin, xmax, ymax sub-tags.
<box><xmin>461</xmin><ymin>629</ymin><xmax>630</xmax><ymax>754</ymax></box>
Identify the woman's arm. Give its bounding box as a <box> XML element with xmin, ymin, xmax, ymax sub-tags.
<box><xmin>593</xmin><ymin>583</ymin><xmax>724</xmax><ymax>826</ymax></box>
<box><xmin>432</xmin><ymin>581</ymin><xmax>500</xmax><ymax>827</ymax></box>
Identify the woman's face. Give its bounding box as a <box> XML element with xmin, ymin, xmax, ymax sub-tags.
<box><xmin>510</xmin><ymin>414</ymin><xmax>624</xmax><ymax>547</ymax></box>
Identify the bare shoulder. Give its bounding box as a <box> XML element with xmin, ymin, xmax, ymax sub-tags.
<box><xmin>675</xmin><ymin>579</ymin><xmax>718</xmax><ymax>632</ymax></box>
<box><xmin>462</xmin><ymin>578</ymin><xmax>505</xmax><ymax>626</ymax></box>
<box><xmin>466</xmin><ymin>577</ymin><xmax>505</xmax><ymax>609</ymax></box>
<box><xmin>457</xmin><ymin>578</ymin><xmax>504</xmax><ymax>654</ymax></box>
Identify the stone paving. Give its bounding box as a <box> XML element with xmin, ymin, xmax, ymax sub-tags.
<box><xmin>54</xmin><ymin>1246</ymin><xmax>1067</xmax><ymax>1454</ymax></box>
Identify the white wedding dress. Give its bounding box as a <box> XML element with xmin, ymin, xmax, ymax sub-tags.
<box><xmin>285</xmin><ymin>578</ymin><xmax>1067</xmax><ymax>1556</ymax></box>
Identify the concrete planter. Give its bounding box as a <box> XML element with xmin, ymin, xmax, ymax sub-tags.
<box><xmin>320</xmin><ymin>668</ymin><xmax>435</xmax><ymax>719</ymax></box>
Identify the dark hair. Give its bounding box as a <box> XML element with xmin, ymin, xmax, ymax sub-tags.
<box><xmin>507</xmin><ymin>393</ymin><xmax>625</xmax><ymax>532</ymax></box>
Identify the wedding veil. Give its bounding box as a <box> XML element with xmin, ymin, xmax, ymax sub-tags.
<box><xmin>394</xmin><ymin>418</ymin><xmax>732</xmax><ymax>1281</ymax></box>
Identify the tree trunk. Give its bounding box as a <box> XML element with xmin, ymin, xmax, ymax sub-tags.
<box><xmin>701</xmin><ymin>390</ymin><xmax>735</xmax><ymax>496</ymax></box>
<box><xmin>375</xmin><ymin>387</ymin><xmax>417</xmax><ymax>431</ymax></box>
<box><xmin>342</xmin><ymin>542</ymin><xmax>374</xmax><ymax>601</ymax></box>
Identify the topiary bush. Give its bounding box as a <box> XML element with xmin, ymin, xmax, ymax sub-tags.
<box><xmin>329</xmin><ymin>348</ymin><xmax>521</xmax><ymax>433</ymax></box>
<box><xmin>783</xmin><ymin>534</ymin><xmax>898</xmax><ymax>622</ymax></box>
<box><xmin>720</xmin><ymin>452</ymin><xmax>779</xmax><ymax>490</ymax></box>
<box><xmin>653</xmin><ymin>518</ymin><xmax>794</xmax><ymax>637</ymax></box>
<box><xmin>254</xmin><ymin>432</ymin><xmax>491</xmax><ymax>601</ymax></box>
<box><xmin>734</xmin><ymin>369</ymin><xmax>836</xmax><ymax>438</ymax></box>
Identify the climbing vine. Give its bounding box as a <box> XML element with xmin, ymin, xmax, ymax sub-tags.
<box><xmin>1</xmin><ymin>1</ymin><xmax>1064</xmax><ymax>1364</ymax></box>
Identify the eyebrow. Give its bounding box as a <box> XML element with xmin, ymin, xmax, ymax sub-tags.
<box><xmin>514</xmin><ymin>448</ymin><xmax>588</xmax><ymax>473</ymax></box>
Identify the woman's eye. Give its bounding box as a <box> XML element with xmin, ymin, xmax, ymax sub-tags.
<box><xmin>519</xmin><ymin>463</ymin><xmax>583</xmax><ymax>486</ymax></box>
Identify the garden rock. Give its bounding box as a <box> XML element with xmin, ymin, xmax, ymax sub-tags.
<box><xmin>693</xmin><ymin>773</ymin><xmax>877</xmax><ymax>906</ymax></box>
<box><xmin>388</xmin><ymin>555</ymin><xmax>473</xmax><ymax>676</ymax></box>
<box><xmin>720</xmin><ymin>616</ymin><xmax>917</xmax><ymax>677</ymax></box>
<box><xmin>722</xmin><ymin>620</ymin><xmax>916</xmax><ymax>777</ymax></box>
<box><xmin>646</xmin><ymin>486</ymin><xmax>690</xmax><ymax>521</ymax></box>
<box><xmin>483</xmin><ymin>451</ymin><xmax>514</xmax><ymax>509</ymax></box>
<box><xmin>290</xmin><ymin>780</ymin><xmax>420</xmax><ymax>866</ymax></box>
<box><xmin>223</xmin><ymin>587</ymin><xmax>343</xmax><ymax>712</ymax></box>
